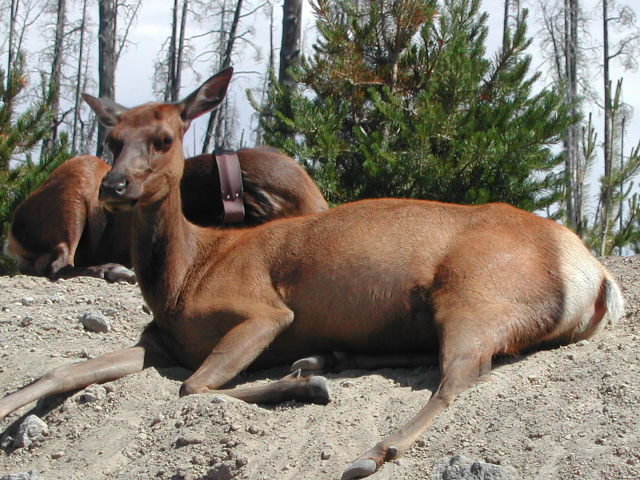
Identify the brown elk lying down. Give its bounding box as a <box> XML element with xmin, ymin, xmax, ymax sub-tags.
<box><xmin>3</xmin><ymin>148</ymin><xmax>327</xmax><ymax>282</ymax></box>
<box><xmin>0</xmin><ymin>68</ymin><xmax>624</xmax><ymax>479</ymax></box>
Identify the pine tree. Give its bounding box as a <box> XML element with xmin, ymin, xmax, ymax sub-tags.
<box><xmin>0</xmin><ymin>57</ymin><xmax>72</xmax><ymax>274</ymax></box>
<box><xmin>258</xmin><ymin>0</ymin><xmax>573</xmax><ymax>210</ymax></box>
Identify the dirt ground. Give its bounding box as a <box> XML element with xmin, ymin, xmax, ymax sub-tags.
<box><xmin>0</xmin><ymin>256</ymin><xmax>638</xmax><ymax>480</ymax></box>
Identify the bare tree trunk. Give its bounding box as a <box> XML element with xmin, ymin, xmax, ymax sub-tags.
<box><xmin>72</xmin><ymin>0</ymin><xmax>89</xmax><ymax>151</ymax></box>
<box><xmin>97</xmin><ymin>0</ymin><xmax>117</xmax><ymax>158</ymax></box>
<box><xmin>165</xmin><ymin>0</ymin><xmax>179</xmax><ymax>102</ymax></box>
<box><xmin>6</xmin><ymin>0</ymin><xmax>18</xmax><ymax>97</ymax></box>
<box><xmin>564</xmin><ymin>0</ymin><xmax>581</xmax><ymax>233</ymax></box>
<box><xmin>171</xmin><ymin>0</ymin><xmax>189</xmax><ymax>102</ymax></box>
<box><xmin>279</xmin><ymin>0</ymin><xmax>302</xmax><ymax>90</ymax></box>
<box><xmin>41</xmin><ymin>0</ymin><xmax>67</xmax><ymax>155</ymax></box>
<box><xmin>202</xmin><ymin>0</ymin><xmax>243</xmax><ymax>153</ymax></box>
<box><xmin>253</xmin><ymin>2</ymin><xmax>276</xmax><ymax>145</ymax></box>
<box><xmin>600</xmin><ymin>0</ymin><xmax>612</xmax><ymax>255</ymax></box>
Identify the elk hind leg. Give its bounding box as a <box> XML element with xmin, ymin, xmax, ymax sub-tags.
<box><xmin>189</xmin><ymin>369</ymin><xmax>330</xmax><ymax>405</ymax></box>
<box><xmin>292</xmin><ymin>351</ymin><xmax>439</xmax><ymax>373</ymax></box>
<box><xmin>341</xmin><ymin>314</ymin><xmax>497</xmax><ymax>479</ymax></box>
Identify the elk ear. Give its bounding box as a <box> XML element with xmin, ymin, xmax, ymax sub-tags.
<box><xmin>179</xmin><ymin>67</ymin><xmax>233</xmax><ymax>122</ymax></box>
<box><xmin>83</xmin><ymin>94</ymin><xmax>128</xmax><ymax>127</ymax></box>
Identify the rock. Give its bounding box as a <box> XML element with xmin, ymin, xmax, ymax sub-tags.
<box><xmin>206</xmin><ymin>463</ymin><xmax>237</xmax><ymax>480</ymax></box>
<box><xmin>80</xmin><ymin>312</ymin><xmax>111</xmax><ymax>333</ymax></box>
<box><xmin>1</xmin><ymin>434</ymin><xmax>14</xmax><ymax>449</ymax></box>
<box><xmin>20</xmin><ymin>297</ymin><xmax>34</xmax><ymax>306</ymax></box>
<box><xmin>13</xmin><ymin>415</ymin><xmax>49</xmax><ymax>449</ymax></box>
<box><xmin>432</xmin><ymin>454</ymin><xmax>519</xmax><ymax>480</ymax></box>
<box><xmin>176</xmin><ymin>434</ymin><xmax>206</xmax><ymax>447</ymax></box>
<box><xmin>0</xmin><ymin>470</ymin><xmax>40</xmax><ymax>480</ymax></box>
<box><xmin>77</xmin><ymin>384</ymin><xmax>107</xmax><ymax>403</ymax></box>
<box><xmin>18</xmin><ymin>317</ymin><xmax>33</xmax><ymax>327</ymax></box>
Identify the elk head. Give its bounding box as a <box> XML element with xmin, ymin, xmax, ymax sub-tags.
<box><xmin>83</xmin><ymin>67</ymin><xmax>233</xmax><ymax>211</ymax></box>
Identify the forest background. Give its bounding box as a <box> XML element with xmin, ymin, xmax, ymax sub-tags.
<box><xmin>1</xmin><ymin>0</ymin><xmax>640</xmax><ymax>275</ymax></box>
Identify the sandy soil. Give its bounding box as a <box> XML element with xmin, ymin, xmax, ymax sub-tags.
<box><xmin>0</xmin><ymin>256</ymin><xmax>639</xmax><ymax>479</ymax></box>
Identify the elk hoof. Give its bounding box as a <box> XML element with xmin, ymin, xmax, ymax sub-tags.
<box><xmin>104</xmin><ymin>265</ymin><xmax>136</xmax><ymax>284</ymax></box>
<box><xmin>341</xmin><ymin>458</ymin><xmax>378</xmax><ymax>479</ymax></box>
<box><xmin>307</xmin><ymin>376</ymin><xmax>331</xmax><ymax>405</ymax></box>
<box><xmin>291</xmin><ymin>355</ymin><xmax>326</xmax><ymax>371</ymax></box>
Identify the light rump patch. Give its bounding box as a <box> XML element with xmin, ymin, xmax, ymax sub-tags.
<box><xmin>546</xmin><ymin>227</ymin><xmax>623</xmax><ymax>343</ymax></box>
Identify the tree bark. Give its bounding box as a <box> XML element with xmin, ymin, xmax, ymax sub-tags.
<box><xmin>5</xmin><ymin>0</ymin><xmax>18</xmax><ymax>98</ymax></box>
<box><xmin>97</xmin><ymin>0</ymin><xmax>118</xmax><ymax>158</ymax></box>
<box><xmin>564</xmin><ymin>0</ymin><xmax>581</xmax><ymax>233</ymax></box>
<box><xmin>45</xmin><ymin>0</ymin><xmax>67</xmax><ymax>151</ymax></box>
<box><xmin>600</xmin><ymin>0</ymin><xmax>612</xmax><ymax>255</ymax></box>
<box><xmin>171</xmin><ymin>0</ymin><xmax>189</xmax><ymax>102</ymax></box>
<box><xmin>72</xmin><ymin>0</ymin><xmax>89</xmax><ymax>151</ymax></box>
<box><xmin>279</xmin><ymin>0</ymin><xmax>302</xmax><ymax>90</ymax></box>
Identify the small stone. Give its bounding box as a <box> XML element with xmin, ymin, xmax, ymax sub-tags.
<box><xmin>1</xmin><ymin>435</ymin><xmax>14</xmax><ymax>449</ymax></box>
<box><xmin>150</xmin><ymin>414</ymin><xmax>165</xmax><ymax>427</ymax></box>
<box><xmin>206</xmin><ymin>464</ymin><xmax>235</xmax><ymax>480</ymax></box>
<box><xmin>247</xmin><ymin>425</ymin><xmax>260</xmax><ymax>434</ymax></box>
<box><xmin>21</xmin><ymin>297</ymin><xmax>34</xmax><ymax>306</ymax></box>
<box><xmin>0</xmin><ymin>470</ymin><xmax>40</xmax><ymax>480</ymax></box>
<box><xmin>321</xmin><ymin>451</ymin><xmax>331</xmax><ymax>460</ymax></box>
<box><xmin>78</xmin><ymin>385</ymin><xmax>107</xmax><ymax>403</ymax></box>
<box><xmin>18</xmin><ymin>317</ymin><xmax>34</xmax><ymax>327</ymax></box>
<box><xmin>432</xmin><ymin>454</ymin><xmax>519</xmax><ymax>480</ymax></box>
<box><xmin>13</xmin><ymin>415</ymin><xmax>49</xmax><ymax>449</ymax></box>
<box><xmin>80</xmin><ymin>312</ymin><xmax>111</xmax><ymax>333</ymax></box>
<box><xmin>229</xmin><ymin>424</ymin><xmax>242</xmax><ymax>432</ymax></box>
<box><xmin>340</xmin><ymin>380</ymin><xmax>355</xmax><ymax>388</ymax></box>
<box><xmin>51</xmin><ymin>451</ymin><xmax>65</xmax><ymax>459</ymax></box>
<box><xmin>235</xmin><ymin>457</ymin><xmax>248</xmax><ymax>467</ymax></box>
<box><xmin>176</xmin><ymin>434</ymin><xmax>205</xmax><ymax>447</ymax></box>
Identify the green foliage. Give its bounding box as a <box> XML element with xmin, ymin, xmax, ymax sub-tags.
<box><xmin>257</xmin><ymin>0</ymin><xmax>573</xmax><ymax>210</ymax></box>
<box><xmin>0</xmin><ymin>57</ymin><xmax>73</xmax><ymax>275</ymax></box>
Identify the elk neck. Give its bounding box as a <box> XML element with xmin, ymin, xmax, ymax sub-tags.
<box><xmin>128</xmin><ymin>162</ymin><xmax>228</xmax><ymax>316</ymax></box>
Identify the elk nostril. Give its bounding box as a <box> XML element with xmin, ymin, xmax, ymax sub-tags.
<box><xmin>114</xmin><ymin>180</ymin><xmax>128</xmax><ymax>195</ymax></box>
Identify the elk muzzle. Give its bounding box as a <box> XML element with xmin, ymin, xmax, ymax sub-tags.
<box><xmin>100</xmin><ymin>170</ymin><xmax>139</xmax><ymax>211</ymax></box>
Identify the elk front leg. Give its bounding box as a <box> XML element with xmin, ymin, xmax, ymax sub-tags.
<box><xmin>180</xmin><ymin>313</ymin><xmax>330</xmax><ymax>405</ymax></box>
<box><xmin>0</xmin><ymin>325</ymin><xmax>172</xmax><ymax>421</ymax></box>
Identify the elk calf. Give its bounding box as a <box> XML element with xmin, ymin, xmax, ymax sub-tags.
<box><xmin>4</xmin><ymin>149</ymin><xmax>327</xmax><ymax>282</ymax></box>
<box><xmin>0</xmin><ymin>68</ymin><xmax>624</xmax><ymax>480</ymax></box>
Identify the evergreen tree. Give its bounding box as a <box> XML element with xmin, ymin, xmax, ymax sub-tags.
<box><xmin>257</xmin><ymin>0</ymin><xmax>573</xmax><ymax>210</ymax></box>
<box><xmin>0</xmin><ymin>56</ymin><xmax>72</xmax><ymax>274</ymax></box>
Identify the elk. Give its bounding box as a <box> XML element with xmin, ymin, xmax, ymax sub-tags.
<box><xmin>0</xmin><ymin>67</ymin><xmax>624</xmax><ymax>479</ymax></box>
<box><xmin>4</xmin><ymin>148</ymin><xmax>327</xmax><ymax>282</ymax></box>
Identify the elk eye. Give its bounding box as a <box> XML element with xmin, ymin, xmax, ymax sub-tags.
<box><xmin>154</xmin><ymin>136</ymin><xmax>173</xmax><ymax>151</ymax></box>
<box><xmin>107</xmin><ymin>138</ymin><xmax>122</xmax><ymax>157</ymax></box>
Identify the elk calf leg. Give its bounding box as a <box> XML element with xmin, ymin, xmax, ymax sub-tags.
<box><xmin>292</xmin><ymin>351</ymin><xmax>439</xmax><ymax>372</ymax></box>
<box><xmin>53</xmin><ymin>263</ymin><xmax>136</xmax><ymax>283</ymax></box>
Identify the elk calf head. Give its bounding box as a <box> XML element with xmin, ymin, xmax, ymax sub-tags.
<box><xmin>84</xmin><ymin>67</ymin><xmax>233</xmax><ymax>211</ymax></box>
